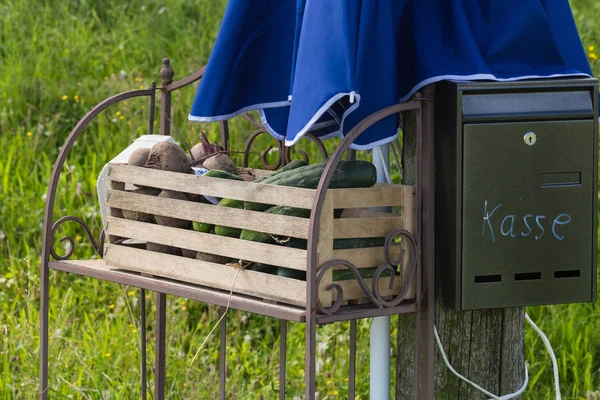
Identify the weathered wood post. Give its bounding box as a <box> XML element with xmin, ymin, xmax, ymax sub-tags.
<box><xmin>396</xmin><ymin>94</ymin><xmax>525</xmax><ymax>399</ymax></box>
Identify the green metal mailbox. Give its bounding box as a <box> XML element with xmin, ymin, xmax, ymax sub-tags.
<box><xmin>435</xmin><ymin>78</ymin><xmax>598</xmax><ymax>310</ymax></box>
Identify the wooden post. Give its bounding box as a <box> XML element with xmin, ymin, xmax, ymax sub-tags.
<box><xmin>159</xmin><ymin>58</ymin><xmax>174</xmax><ymax>136</ymax></box>
<box><xmin>395</xmin><ymin>107</ymin><xmax>526</xmax><ymax>399</ymax></box>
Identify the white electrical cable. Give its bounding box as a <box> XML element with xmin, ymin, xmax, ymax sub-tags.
<box><xmin>434</xmin><ymin>312</ymin><xmax>561</xmax><ymax>400</ymax></box>
<box><xmin>525</xmin><ymin>313</ymin><xmax>561</xmax><ymax>400</ymax></box>
<box><xmin>434</xmin><ymin>326</ymin><xmax>529</xmax><ymax>400</ymax></box>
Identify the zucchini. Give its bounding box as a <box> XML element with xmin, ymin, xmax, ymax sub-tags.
<box><xmin>253</xmin><ymin>159</ymin><xmax>309</xmax><ymax>183</ymax></box>
<box><xmin>240</xmin><ymin>206</ymin><xmax>311</xmax><ymax>244</ymax></box>
<box><xmin>214</xmin><ymin>198</ymin><xmax>244</xmax><ymax>238</ymax></box>
<box><xmin>247</xmin><ymin>263</ymin><xmax>277</xmax><ymax>274</ymax></box>
<box><xmin>277</xmin><ymin>237</ymin><xmax>308</xmax><ymax>280</ymax></box>
<box><xmin>192</xmin><ymin>221</ymin><xmax>213</xmax><ymax>234</ymax></box>
<box><xmin>203</xmin><ymin>169</ymin><xmax>244</xmax><ymax>181</ymax></box>
<box><xmin>276</xmin><ymin>236</ymin><xmax>388</xmax><ymax>281</ymax></box>
<box><xmin>245</xmin><ymin>160</ymin><xmax>377</xmax><ymax>212</ymax></box>
<box><xmin>193</xmin><ymin>170</ymin><xmax>244</xmax><ymax>232</ymax></box>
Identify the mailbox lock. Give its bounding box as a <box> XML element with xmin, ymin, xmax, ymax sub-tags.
<box><xmin>523</xmin><ymin>132</ymin><xmax>537</xmax><ymax>146</ymax></box>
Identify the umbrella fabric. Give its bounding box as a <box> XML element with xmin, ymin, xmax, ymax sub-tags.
<box><xmin>189</xmin><ymin>0</ymin><xmax>593</xmax><ymax>150</ymax></box>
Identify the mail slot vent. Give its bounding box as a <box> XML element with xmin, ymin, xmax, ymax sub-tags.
<box><xmin>435</xmin><ymin>78</ymin><xmax>598</xmax><ymax>310</ymax></box>
<box><xmin>554</xmin><ymin>270</ymin><xmax>581</xmax><ymax>279</ymax></box>
<box><xmin>515</xmin><ymin>272</ymin><xmax>542</xmax><ymax>281</ymax></box>
<box><xmin>474</xmin><ymin>274</ymin><xmax>502</xmax><ymax>283</ymax></box>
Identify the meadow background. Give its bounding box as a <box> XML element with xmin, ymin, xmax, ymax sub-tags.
<box><xmin>0</xmin><ymin>0</ymin><xmax>599</xmax><ymax>398</ymax></box>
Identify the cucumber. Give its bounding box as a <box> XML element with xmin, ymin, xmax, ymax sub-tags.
<box><xmin>277</xmin><ymin>238</ymin><xmax>308</xmax><ymax>280</ymax></box>
<box><xmin>203</xmin><ymin>169</ymin><xmax>244</xmax><ymax>181</ymax></box>
<box><xmin>240</xmin><ymin>206</ymin><xmax>311</xmax><ymax>244</ymax></box>
<box><xmin>214</xmin><ymin>198</ymin><xmax>244</xmax><ymax>238</ymax></box>
<box><xmin>192</xmin><ymin>170</ymin><xmax>244</xmax><ymax>233</ymax></box>
<box><xmin>333</xmin><ymin>237</ymin><xmax>385</xmax><ymax>249</ymax></box>
<box><xmin>192</xmin><ymin>221</ymin><xmax>213</xmax><ymax>234</ymax></box>
<box><xmin>245</xmin><ymin>160</ymin><xmax>377</xmax><ymax>212</ymax></box>
<box><xmin>276</xmin><ymin>236</ymin><xmax>387</xmax><ymax>280</ymax></box>
<box><xmin>247</xmin><ymin>263</ymin><xmax>277</xmax><ymax>274</ymax></box>
<box><xmin>253</xmin><ymin>159</ymin><xmax>309</xmax><ymax>183</ymax></box>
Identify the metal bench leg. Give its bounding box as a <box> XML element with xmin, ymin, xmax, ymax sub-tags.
<box><xmin>155</xmin><ymin>292</ymin><xmax>167</xmax><ymax>400</ymax></box>
<box><xmin>349</xmin><ymin>320</ymin><xmax>357</xmax><ymax>400</ymax></box>
<box><xmin>220</xmin><ymin>307</ymin><xmax>227</xmax><ymax>400</ymax></box>
<box><xmin>40</xmin><ymin>263</ymin><xmax>50</xmax><ymax>400</ymax></box>
<box><xmin>279</xmin><ymin>320</ymin><xmax>287</xmax><ymax>400</ymax></box>
<box><xmin>140</xmin><ymin>288</ymin><xmax>147</xmax><ymax>400</ymax></box>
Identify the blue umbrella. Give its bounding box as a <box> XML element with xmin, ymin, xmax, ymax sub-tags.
<box><xmin>189</xmin><ymin>0</ymin><xmax>593</xmax><ymax>150</ymax></box>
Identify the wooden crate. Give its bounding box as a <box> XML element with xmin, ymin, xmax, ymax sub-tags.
<box><xmin>103</xmin><ymin>163</ymin><xmax>417</xmax><ymax>308</ymax></box>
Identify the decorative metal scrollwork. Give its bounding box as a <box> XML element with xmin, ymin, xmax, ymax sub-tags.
<box><xmin>316</xmin><ymin>229</ymin><xmax>418</xmax><ymax>315</ymax></box>
<box><xmin>242</xmin><ymin>113</ymin><xmax>329</xmax><ymax>169</ymax></box>
<box><xmin>50</xmin><ymin>216</ymin><xmax>104</xmax><ymax>260</ymax></box>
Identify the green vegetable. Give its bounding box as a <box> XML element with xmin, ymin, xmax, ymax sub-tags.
<box><xmin>214</xmin><ymin>198</ymin><xmax>244</xmax><ymax>238</ymax></box>
<box><xmin>245</xmin><ymin>160</ymin><xmax>377</xmax><ymax>212</ymax></box>
<box><xmin>253</xmin><ymin>159</ymin><xmax>309</xmax><ymax>183</ymax></box>
<box><xmin>240</xmin><ymin>206</ymin><xmax>311</xmax><ymax>244</ymax></box>
<box><xmin>277</xmin><ymin>237</ymin><xmax>388</xmax><ymax>280</ymax></box>
<box><xmin>247</xmin><ymin>263</ymin><xmax>278</xmax><ymax>274</ymax></box>
<box><xmin>192</xmin><ymin>170</ymin><xmax>244</xmax><ymax>233</ymax></box>
<box><xmin>192</xmin><ymin>221</ymin><xmax>213</xmax><ymax>234</ymax></box>
<box><xmin>203</xmin><ymin>169</ymin><xmax>244</xmax><ymax>181</ymax></box>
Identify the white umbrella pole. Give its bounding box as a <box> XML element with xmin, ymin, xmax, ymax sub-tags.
<box><xmin>370</xmin><ymin>144</ymin><xmax>391</xmax><ymax>400</ymax></box>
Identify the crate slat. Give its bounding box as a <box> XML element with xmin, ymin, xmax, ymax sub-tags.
<box><xmin>106</xmin><ymin>190</ymin><xmax>311</xmax><ymax>239</ymax></box>
<box><xmin>109</xmin><ymin>164</ymin><xmax>315</xmax><ymax>208</ymax></box>
<box><xmin>104</xmin><ymin>244</ymin><xmax>307</xmax><ymax>306</ymax></box>
<box><xmin>331</xmin><ymin>184</ymin><xmax>415</xmax><ymax>208</ymax></box>
<box><xmin>106</xmin><ymin>217</ymin><xmax>308</xmax><ymax>270</ymax></box>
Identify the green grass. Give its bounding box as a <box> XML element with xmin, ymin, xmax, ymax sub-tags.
<box><xmin>0</xmin><ymin>0</ymin><xmax>599</xmax><ymax>398</ymax></box>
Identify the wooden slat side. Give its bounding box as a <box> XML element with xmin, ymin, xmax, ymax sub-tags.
<box><xmin>106</xmin><ymin>190</ymin><xmax>310</xmax><ymax>239</ymax></box>
<box><xmin>107</xmin><ymin>180</ymin><xmax>125</xmax><ymax>244</ymax></box>
<box><xmin>333</xmin><ymin>215</ymin><xmax>404</xmax><ymax>239</ymax></box>
<box><xmin>316</xmin><ymin>195</ymin><xmax>334</xmax><ymax>307</ymax></box>
<box><xmin>106</xmin><ymin>216</ymin><xmax>307</xmax><ymax>270</ymax></box>
<box><xmin>331</xmin><ymin>245</ymin><xmax>402</xmax><ymax>268</ymax></box>
<box><xmin>331</xmin><ymin>184</ymin><xmax>415</xmax><ymax>208</ymax></box>
<box><xmin>108</xmin><ymin>164</ymin><xmax>315</xmax><ymax>209</ymax></box>
<box><xmin>103</xmin><ymin>244</ymin><xmax>306</xmax><ymax>306</ymax></box>
<box><xmin>401</xmin><ymin>181</ymin><xmax>418</xmax><ymax>299</ymax></box>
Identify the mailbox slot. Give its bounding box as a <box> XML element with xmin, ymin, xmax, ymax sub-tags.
<box><xmin>435</xmin><ymin>78</ymin><xmax>598</xmax><ymax>310</ymax></box>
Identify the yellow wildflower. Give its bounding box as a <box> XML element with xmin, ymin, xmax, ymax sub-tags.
<box><xmin>181</xmin><ymin>306</ymin><xmax>187</xmax><ymax>311</ymax></box>
<box><xmin>108</xmin><ymin>304</ymin><xmax>115</xmax><ymax>309</ymax></box>
<box><xmin>61</xmin><ymin>95</ymin><xmax>68</xmax><ymax>100</ymax></box>
<box><xmin>119</xmin><ymin>115</ymin><xmax>125</xmax><ymax>120</ymax></box>
<box><xmin>128</xmin><ymin>290</ymin><xmax>134</xmax><ymax>296</ymax></box>
<box><xmin>104</xmin><ymin>353</ymin><xmax>110</xmax><ymax>357</ymax></box>
<box><xmin>333</xmin><ymin>391</ymin><xmax>339</xmax><ymax>396</ymax></box>
<box><xmin>589</xmin><ymin>45</ymin><xmax>595</xmax><ymax>52</ymax></box>
<box><xmin>115</xmin><ymin>111</ymin><xmax>121</xmax><ymax>116</ymax></box>
<box><xmin>74</xmin><ymin>95</ymin><xmax>79</xmax><ymax>102</ymax></box>
<box><xmin>132</xmin><ymin>329</ymin><xmax>137</xmax><ymax>333</ymax></box>
<box><xmin>589</xmin><ymin>53</ymin><xmax>598</xmax><ymax>61</ymax></box>
<box><xmin>26</xmin><ymin>131</ymin><xmax>32</xmax><ymax>137</ymax></box>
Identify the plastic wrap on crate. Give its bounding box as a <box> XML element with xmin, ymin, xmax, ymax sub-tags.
<box><xmin>97</xmin><ymin>135</ymin><xmax>176</xmax><ymax>229</ymax></box>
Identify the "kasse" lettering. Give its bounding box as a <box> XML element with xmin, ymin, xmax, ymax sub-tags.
<box><xmin>481</xmin><ymin>200</ymin><xmax>571</xmax><ymax>242</ymax></box>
